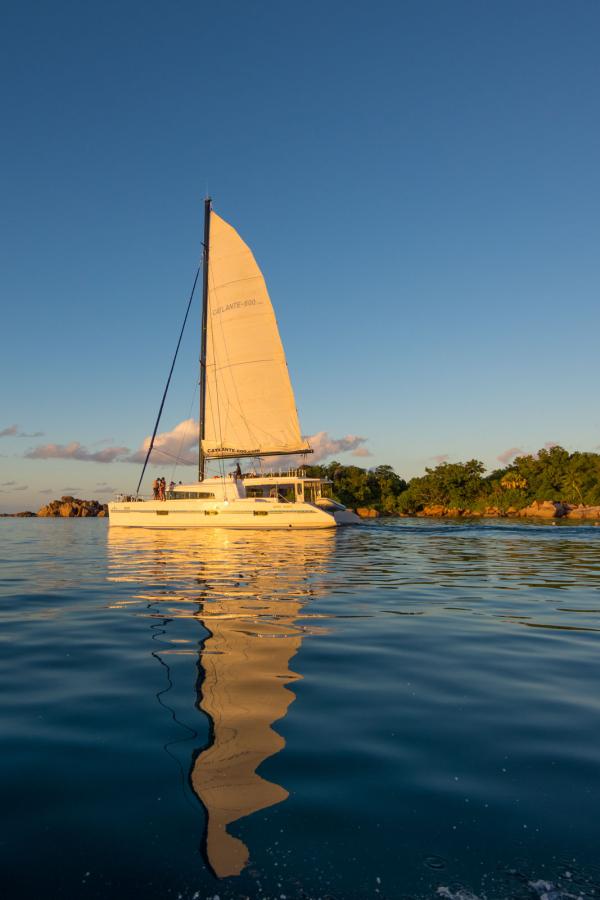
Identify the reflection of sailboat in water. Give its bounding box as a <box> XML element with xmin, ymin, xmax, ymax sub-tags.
<box><xmin>106</xmin><ymin>527</ymin><xmax>334</xmax><ymax>878</ymax></box>
<box><xmin>192</xmin><ymin>588</ymin><xmax>306</xmax><ymax>877</ymax></box>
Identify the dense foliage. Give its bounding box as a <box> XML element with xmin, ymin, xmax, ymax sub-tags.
<box><xmin>303</xmin><ymin>462</ymin><xmax>407</xmax><ymax>514</ymax></box>
<box><xmin>306</xmin><ymin>446</ymin><xmax>600</xmax><ymax>515</ymax></box>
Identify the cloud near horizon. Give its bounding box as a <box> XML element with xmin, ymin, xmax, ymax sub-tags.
<box><xmin>25</xmin><ymin>441</ymin><xmax>130</xmax><ymax>463</ymax></box>
<box><xmin>23</xmin><ymin>422</ymin><xmax>370</xmax><ymax>469</ymax></box>
<box><xmin>1</xmin><ymin>424</ymin><xmax>44</xmax><ymax>438</ymax></box>
<box><xmin>497</xmin><ymin>447</ymin><xmax>523</xmax><ymax>465</ymax></box>
<box><xmin>430</xmin><ymin>454</ymin><xmax>449</xmax><ymax>464</ymax></box>
<box><xmin>95</xmin><ymin>482</ymin><xmax>118</xmax><ymax>494</ymax></box>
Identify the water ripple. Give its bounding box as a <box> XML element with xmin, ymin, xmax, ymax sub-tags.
<box><xmin>2</xmin><ymin>518</ymin><xmax>600</xmax><ymax>898</ymax></box>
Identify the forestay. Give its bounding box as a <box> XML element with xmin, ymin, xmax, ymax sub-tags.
<box><xmin>203</xmin><ymin>211</ymin><xmax>311</xmax><ymax>459</ymax></box>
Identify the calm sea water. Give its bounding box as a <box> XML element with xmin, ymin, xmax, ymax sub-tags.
<box><xmin>2</xmin><ymin>519</ymin><xmax>600</xmax><ymax>900</ymax></box>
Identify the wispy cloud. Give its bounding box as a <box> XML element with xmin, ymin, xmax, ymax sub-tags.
<box><xmin>0</xmin><ymin>425</ymin><xmax>44</xmax><ymax>438</ymax></box>
<box><xmin>95</xmin><ymin>482</ymin><xmax>117</xmax><ymax>494</ymax></box>
<box><xmin>430</xmin><ymin>454</ymin><xmax>449</xmax><ymax>464</ymax></box>
<box><xmin>1</xmin><ymin>484</ymin><xmax>28</xmax><ymax>493</ymax></box>
<box><xmin>25</xmin><ymin>441</ymin><xmax>130</xmax><ymax>463</ymax></box>
<box><xmin>1</xmin><ymin>480</ymin><xmax>16</xmax><ymax>486</ymax></box>
<box><xmin>544</xmin><ymin>441</ymin><xmax>558</xmax><ymax>449</ymax></box>
<box><xmin>497</xmin><ymin>447</ymin><xmax>523</xmax><ymax>465</ymax></box>
<box><xmin>62</xmin><ymin>487</ymin><xmax>81</xmax><ymax>492</ymax></box>
<box><xmin>39</xmin><ymin>488</ymin><xmax>54</xmax><ymax>494</ymax></box>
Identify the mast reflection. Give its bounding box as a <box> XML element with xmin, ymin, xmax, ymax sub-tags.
<box><xmin>107</xmin><ymin>527</ymin><xmax>334</xmax><ymax>878</ymax></box>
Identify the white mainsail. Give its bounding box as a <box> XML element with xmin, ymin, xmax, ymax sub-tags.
<box><xmin>202</xmin><ymin>211</ymin><xmax>311</xmax><ymax>459</ymax></box>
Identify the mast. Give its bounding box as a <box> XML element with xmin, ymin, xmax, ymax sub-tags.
<box><xmin>198</xmin><ymin>197</ymin><xmax>211</xmax><ymax>482</ymax></box>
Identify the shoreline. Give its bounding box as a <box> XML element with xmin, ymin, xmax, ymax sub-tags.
<box><xmin>355</xmin><ymin>500</ymin><xmax>600</xmax><ymax>522</ymax></box>
<box><xmin>3</xmin><ymin>504</ymin><xmax>600</xmax><ymax>524</ymax></box>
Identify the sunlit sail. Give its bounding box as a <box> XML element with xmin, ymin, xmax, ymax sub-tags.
<box><xmin>204</xmin><ymin>211</ymin><xmax>311</xmax><ymax>460</ymax></box>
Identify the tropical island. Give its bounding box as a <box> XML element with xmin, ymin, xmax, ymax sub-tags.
<box><xmin>3</xmin><ymin>445</ymin><xmax>600</xmax><ymax>521</ymax></box>
<box><xmin>304</xmin><ymin>444</ymin><xmax>600</xmax><ymax>520</ymax></box>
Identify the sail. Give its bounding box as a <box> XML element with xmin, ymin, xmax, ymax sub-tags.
<box><xmin>202</xmin><ymin>211</ymin><xmax>311</xmax><ymax>459</ymax></box>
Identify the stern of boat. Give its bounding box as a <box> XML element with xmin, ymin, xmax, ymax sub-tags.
<box><xmin>315</xmin><ymin>496</ymin><xmax>362</xmax><ymax>525</ymax></box>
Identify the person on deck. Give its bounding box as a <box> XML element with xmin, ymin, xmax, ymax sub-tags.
<box><xmin>169</xmin><ymin>480</ymin><xmax>175</xmax><ymax>493</ymax></box>
<box><xmin>152</xmin><ymin>478</ymin><xmax>160</xmax><ymax>500</ymax></box>
<box><xmin>158</xmin><ymin>478</ymin><xmax>166</xmax><ymax>501</ymax></box>
<box><xmin>234</xmin><ymin>463</ymin><xmax>242</xmax><ymax>480</ymax></box>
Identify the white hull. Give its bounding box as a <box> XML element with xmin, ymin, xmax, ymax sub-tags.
<box><xmin>108</xmin><ymin>497</ymin><xmax>340</xmax><ymax>529</ymax></box>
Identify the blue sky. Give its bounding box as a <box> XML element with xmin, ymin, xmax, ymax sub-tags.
<box><xmin>1</xmin><ymin>0</ymin><xmax>599</xmax><ymax>511</ymax></box>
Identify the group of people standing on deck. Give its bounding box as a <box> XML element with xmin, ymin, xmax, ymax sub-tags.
<box><xmin>152</xmin><ymin>477</ymin><xmax>176</xmax><ymax>501</ymax></box>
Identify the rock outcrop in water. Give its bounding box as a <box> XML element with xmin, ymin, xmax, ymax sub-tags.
<box><xmin>355</xmin><ymin>507</ymin><xmax>380</xmax><ymax>518</ymax></box>
<box><xmin>517</xmin><ymin>500</ymin><xmax>568</xmax><ymax>518</ymax></box>
<box><xmin>564</xmin><ymin>504</ymin><xmax>600</xmax><ymax>519</ymax></box>
<box><xmin>37</xmin><ymin>496</ymin><xmax>108</xmax><ymax>518</ymax></box>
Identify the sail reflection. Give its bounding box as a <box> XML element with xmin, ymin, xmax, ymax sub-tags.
<box><xmin>106</xmin><ymin>527</ymin><xmax>335</xmax><ymax>877</ymax></box>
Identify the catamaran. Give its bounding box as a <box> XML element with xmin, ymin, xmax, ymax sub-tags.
<box><xmin>109</xmin><ymin>200</ymin><xmax>360</xmax><ymax>528</ymax></box>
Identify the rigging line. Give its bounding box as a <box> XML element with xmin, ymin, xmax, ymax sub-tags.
<box><xmin>135</xmin><ymin>266</ymin><xmax>201</xmax><ymax>496</ymax></box>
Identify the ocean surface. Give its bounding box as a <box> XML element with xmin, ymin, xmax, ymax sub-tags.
<box><xmin>2</xmin><ymin>519</ymin><xmax>600</xmax><ymax>900</ymax></box>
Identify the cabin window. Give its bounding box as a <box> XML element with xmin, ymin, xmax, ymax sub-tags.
<box><xmin>167</xmin><ymin>491</ymin><xmax>215</xmax><ymax>500</ymax></box>
<box><xmin>320</xmin><ymin>483</ymin><xmax>333</xmax><ymax>499</ymax></box>
<box><xmin>246</xmin><ymin>487</ymin><xmax>266</xmax><ymax>498</ymax></box>
<box><xmin>296</xmin><ymin>483</ymin><xmax>304</xmax><ymax>499</ymax></box>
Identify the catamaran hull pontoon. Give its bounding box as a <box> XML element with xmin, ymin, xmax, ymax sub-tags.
<box><xmin>109</xmin><ymin>502</ymin><xmax>342</xmax><ymax>529</ymax></box>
